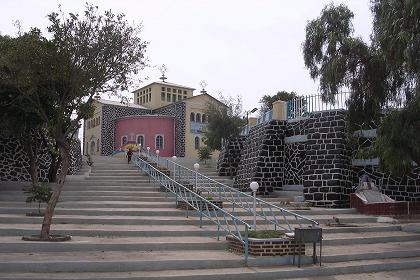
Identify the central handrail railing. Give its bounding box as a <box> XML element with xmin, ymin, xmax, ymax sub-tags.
<box><xmin>133</xmin><ymin>155</ymin><xmax>252</xmax><ymax>262</ymax></box>
<box><xmin>141</xmin><ymin>149</ymin><xmax>319</xmax><ymax>233</ymax></box>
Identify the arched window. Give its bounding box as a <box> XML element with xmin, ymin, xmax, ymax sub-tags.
<box><xmin>194</xmin><ymin>136</ymin><xmax>200</xmax><ymax>150</ymax></box>
<box><xmin>190</xmin><ymin>112</ymin><xmax>195</xmax><ymax>122</ymax></box>
<box><xmin>202</xmin><ymin>114</ymin><xmax>206</xmax><ymax>123</ymax></box>
<box><xmin>155</xmin><ymin>135</ymin><xmax>164</xmax><ymax>150</ymax></box>
<box><xmin>121</xmin><ymin>136</ymin><xmax>128</xmax><ymax>146</ymax></box>
<box><xmin>196</xmin><ymin>113</ymin><xmax>201</xmax><ymax>123</ymax></box>
<box><xmin>137</xmin><ymin>135</ymin><xmax>144</xmax><ymax>147</ymax></box>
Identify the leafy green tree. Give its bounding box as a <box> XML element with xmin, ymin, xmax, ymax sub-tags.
<box><xmin>259</xmin><ymin>91</ymin><xmax>298</xmax><ymax>113</ymax></box>
<box><xmin>204</xmin><ymin>94</ymin><xmax>245</xmax><ymax>150</ymax></box>
<box><xmin>0</xmin><ymin>4</ymin><xmax>147</xmax><ymax>240</ymax></box>
<box><xmin>302</xmin><ymin>1</ymin><xmax>419</xmax><ymax>176</ymax></box>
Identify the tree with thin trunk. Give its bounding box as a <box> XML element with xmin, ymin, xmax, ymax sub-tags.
<box><xmin>302</xmin><ymin>1</ymin><xmax>419</xmax><ymax>176</ymax></box>
<box><xmin>0</xmin><ymin>4</ymin><xmax>147</xmax><ymax>240</ymax></box>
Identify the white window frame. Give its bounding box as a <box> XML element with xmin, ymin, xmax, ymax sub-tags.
<box><xmin>194</xmin><ymin>136</ymin><xmax>200</xmax><ymax>150</ymax></box>
<box><xmin>155</xmin><ymin>134</ymin><xmax>164</xmax><ymax>150</ymax></box>
<box><xmin>121</xmin><ymin>136</ymin><xmax>128</xmax><ymax>146</ymax></box>
<box><xmin>136</xmin><ymin>134</ymin><xmax>145</xmax><ymax>147</ymax></box>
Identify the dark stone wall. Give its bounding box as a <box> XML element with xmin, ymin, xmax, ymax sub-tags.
<box><xmin>153</xmin><ymin>102</ymin><xmax>186</xmax><ymax>157</ymax></box>
<box><xmin>352</xmin><ymin>166</ymin><xmax>420</xmax><ymax>202</ymax></box>
<box><xmin>217</xmin><ymin>136</ymin><xmax>245</xmax><ymax>176</ymax></box>
<box><xmin>302</xmin><ymin>110</ymin><xmax>353</xmax><ymax>207</ymax></box>
<box><xmin>0</xmin><ymin>136</ymin><xmax>82</xmax><ymax>182</ymax></box>
<box><xmin>234</xmin><ymin>121</ymin><xmax>286</xmax><ymax>193</ymax></box>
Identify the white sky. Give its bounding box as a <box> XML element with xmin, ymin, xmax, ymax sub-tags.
<box><xmin>0</xmin><ymin>0</ymin><xmax>373</xmax><ymax>115</ymax></box>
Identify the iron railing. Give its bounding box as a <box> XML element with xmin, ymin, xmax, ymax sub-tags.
<box><xmin>133</xmin><ymin>156</ymin><xmax>252</xmax><ymax>262</ymax></box>
<box><xmin>142</xmin><ymin>149</ymin><xmax>319</xmax><ymax>233</ymax></box>
<box><xmin>287</xmin><ymin>92</ymin><xmax>350</xmax><ymax>119</ymax></box>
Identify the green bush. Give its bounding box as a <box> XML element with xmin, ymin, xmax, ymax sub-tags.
<box><xmin>23</xmin><ymin>183</ymin><xmax>53</xmax><ymax>214</ymax></box>
<box><xmin>198</xmin><ymin>146</ymin><xmax>213</xmax><ymax>163</ymax></box>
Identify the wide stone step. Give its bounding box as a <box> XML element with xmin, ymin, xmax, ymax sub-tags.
<box><xmin>0</xmin><ymin>207</ymin><xmax>188</xmax><ymax>216</ymax></box>
<box><xmin>0</xmin><ymin>250</ymin><xmax>244</xmax><ymax>273</ymax></box>
<box><xmin>0</xmin><ymin>214</ymin><xmax>202</xmax><ymax>226</ymax></box>
<box><xmin>322</xmin><ymin>230</ymin><xmax>420</xmax><ymax>245</ymax></box>
<box><xmin>0</xmin><ymin>236</ymin><xmax>227</xmax><ymax>253</ymax></box>
<box><xmin>1</xmin><ymin>255</ymin><xmax>420</xmax><ymax>279</ymax></box>
<box><xmin>322</xmin><ymin>241</ymin><xmax>420</xmax><ymax>263</ymax></box>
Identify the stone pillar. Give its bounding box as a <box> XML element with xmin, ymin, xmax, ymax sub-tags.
<box><xmin>272</xmin><ymin>100</ymin><xmax>288</xmax><ymax>121</ymax></box>
<box><xmin>302</xmin><ymin>110</ymin><xmax>352</xmax><ymax>208</ymax></box>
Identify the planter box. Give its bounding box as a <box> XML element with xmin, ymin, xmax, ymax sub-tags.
<box><xmin>227</xmin><ymin>235</ymin><xmax>305</xmax><ymax>257</ymax></box>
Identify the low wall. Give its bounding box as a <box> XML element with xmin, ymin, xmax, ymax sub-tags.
<box><xmin>350</xmin><ymin>194</ymin><xmax>420</xmax><ymax>216</ymax></box>
<box><xmin>227</xmin><ymin>235</ymin><xmax>304</xmax><ymax>257</ymax></box>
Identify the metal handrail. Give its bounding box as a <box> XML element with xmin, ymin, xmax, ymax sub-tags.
<box><xmin>141</xmin><ymin>149</ymin><xmax>319</xmax><ymax>232</ymax></box>
<box><xmin>133</xmin><ymin>155</ymin><xmax>252</xmax><ymax>262</ymax></box>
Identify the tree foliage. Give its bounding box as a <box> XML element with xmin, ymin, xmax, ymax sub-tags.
<box><xmin>204</xmin><ymin>94</ymin><xmax>245</xmax><ymax>150</ymax></box>
<box><xmin>259</xmin><ymin>91</ymin><xmax>298</xmax><ymax>113</ymax></box>
<box><xmin>302</xmin><ymin>1</ymin><xmax>420</xmax><ymax>175</ymax></box>
<box><xmin>0</xmin><ymin>4</ymin><xmax>147</xmax><ymax>239</ymax></box>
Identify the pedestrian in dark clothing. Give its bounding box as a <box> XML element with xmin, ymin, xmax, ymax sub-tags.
<box><xmin>127</xmin><ymin>148</ymin><xmax>133</xmax><ymax>164</ymax></box>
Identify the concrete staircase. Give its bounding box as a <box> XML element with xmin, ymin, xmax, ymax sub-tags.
<box><xmin>0</xmin><ymin>156</ymin><xmax>419</xmax><ymax>279</ymax></box>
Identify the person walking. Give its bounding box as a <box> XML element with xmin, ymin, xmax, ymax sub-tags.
<box><xmin>127</xmin><ymin>148</ymin><xmax>133</xmax><ymax>164</ymax></box>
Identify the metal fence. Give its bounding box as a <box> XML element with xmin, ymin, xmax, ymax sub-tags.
<box><xmin>134</xmin><ymin>155</ymin><xmax>252</xmax><ymax>262</ymax></box>
<box><xmin>287</xmin><ymin>92</ymin><xmax>350</xmax><ymax>119</ymax></box>
<box><xmin>143</xmin><ymin>149</ymin><xmax>319</xmax><ymax>233</ymax></box>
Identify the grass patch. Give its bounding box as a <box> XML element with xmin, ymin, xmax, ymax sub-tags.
<box><xmin>244</xmin><ymin>230</ymin><xmax>284</xmax><ymax>239</ymax></box>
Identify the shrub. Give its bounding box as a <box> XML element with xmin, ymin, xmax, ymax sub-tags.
<box><xmin>23</xmin><ymin>183</ymin><xmax>53</xmax><ymax>214</ymax></box>
<box><xmin>198</xmin><ymin>146</ymin><xmax>213</xmax><ymax>164</ymax></box>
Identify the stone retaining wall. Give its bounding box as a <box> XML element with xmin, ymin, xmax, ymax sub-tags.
<box><xmin>234</xmin><ymin>121</ymin><xmax>286</xmax><ymax>194</ymax></box>
<box><xmin>0</xmin><ymin>136</ymin><xmax>82</xmax><ymax>182</ymax></box>
<box><xmin>217</xmin><ymin>136</ymin><xmax>244</xmax><ymax>177</ymax></box>
<box><xmin>226</xmin><ymin>235</ymin><xmax>304</xmax><ymax>257</ymax></box>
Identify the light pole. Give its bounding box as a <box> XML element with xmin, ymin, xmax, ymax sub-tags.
<box><xmin>156</xmin><ymin>150</ymin><xmax>160</xmax><ymax>168</ymax></box>
<box><xmin>147</xmin><ymin>146</ymin><xmax>150</xmax><ymax>158</ymax></box>
<box><xmin>250</xmin><ymin>181</ymin><xmax>259</xmax><ymax>230</ymax></box>
<box><xmin>172</xmin><ymin>156</ymin><xmax>177</xmax><ymax>180</ymax></box>
<box><xmin>246</xmin><ymin>108</ymin><xmax>258</xmax><ymax>125</ymax></box>
<box><xmin>194</xmin><ymin>163</ymin><xmax>200</xmax><ymax>190</ymax></box>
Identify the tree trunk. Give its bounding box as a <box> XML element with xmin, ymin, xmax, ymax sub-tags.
<box><xmin>40</xmin><ymin>139</ymin><xmax>70</xmax><ymax>240</ymax></box>
<box><xmin>21</xmin><ymin>134</ymin><xmax>39</xmax><ymax>186</ymax></box>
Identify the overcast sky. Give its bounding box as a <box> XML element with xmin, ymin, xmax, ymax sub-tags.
<box><xmin>1</xmin><ymin>0</ymin><xmax>373</xmax><ymax>115</ymax></box>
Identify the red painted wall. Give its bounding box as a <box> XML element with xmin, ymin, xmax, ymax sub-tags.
<box><xmin>114</xmin><ymin>116</ymin><xmax>175</xmax><ymax>157</ymax></box>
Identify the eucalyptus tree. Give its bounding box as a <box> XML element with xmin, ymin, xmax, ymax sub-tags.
<box><xmin>302</xmin><ymin>1</ymin><xmax>419</xmax><ymax>175</ymax></box>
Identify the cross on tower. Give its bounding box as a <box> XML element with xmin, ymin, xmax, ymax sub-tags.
<box><xmin>159</xmin><ymin>64</ymin><xmax>168</xmax><ymax>82</ymax></box>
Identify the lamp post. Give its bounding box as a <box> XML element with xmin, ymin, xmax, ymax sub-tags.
<box><xmin>194</xmin><ymin>163</ymin><xmax>200</xmax><ymax>190</ymax></box>
<box><xmin>246</xmin><ymin>108</ymin><xmax>258</xmax><ymax>125</ymax></box>
<box><xmin>147</xmin><ymin>146</ymin><xmax>150</xmax><ymax>158</ymax></box>
<box><xmin>156</xmin><ymin>150</ymin><xmax>160</xmax><ymax>168</ymax></box>
<box><xmin>172</xmin><ymin>156</ymin><xmax>177</xmax><ymax>180</ymax></box>
<box><xmin>250</xmin><ymin>181</ymin><xmax>259</xmax><ymax>230</ymax></box>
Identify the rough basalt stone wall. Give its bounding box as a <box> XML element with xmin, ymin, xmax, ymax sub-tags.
<box><xmin>217</xmin><ymin>136</ymin><xmax>245</xmax><ymax>176</ymax></box>
<box><xmin>303</xmin><ymin>110</ymin><xmax>353</xmax><ymax>208</ymax></box>
<box><xmin>283</xmin><ymin>119</ymin><xmax>308</xmax><ymax>187</ymax></box>
<box><xmin>153</xmin><ymin>102</ymin><xmax>186</xmax><ymax>157</ymax></box>
<box><xmin>0</xmin><ymin>137</ymin><xmax>82</xmax><ymax>182</ymax></box>
<box><xmin>234</xmin><ymin>121</ymin><xmax>286</xmax><ymax>194</ymax></box>
<box><xmin>352</xmin><ymin>165</ymin><xmax>420</xmax><ymax>202</ymax></box>
<box><xmin>101</xmin><ymin>105</ymin><xmax>151</xmax><ymax>156</ymax></box>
